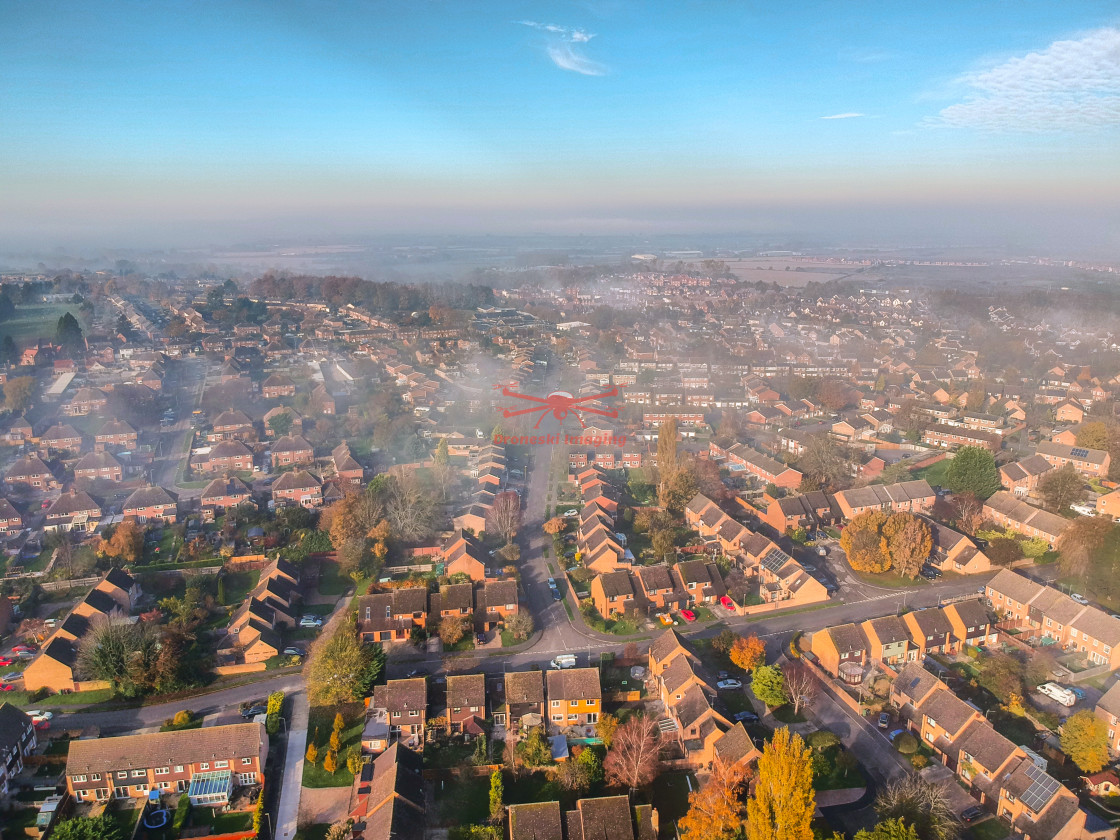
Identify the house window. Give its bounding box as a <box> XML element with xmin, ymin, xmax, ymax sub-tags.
<box><xmin>74</xmin><ymin>775</ymin><xmax>88</xmax><ymax>783</ymax></box>
<box><xmin>453</xmin><ymin>707</ymin><xmax>461</xmax><ymax>714</ymax></box>
<box><xmin>552</xmin><ymin>700</ymin><xmax>561</xmax><ymax>707</ymax></box>
<box><xmin>242</xmin><ymin>758</ymin><xmax>253</xmax><ymax>766</ymax></box>
<box><xmin>131</xmin><ymin>770</ymin><xmax>145</xmax><ymax>778</ymax></box>
<box><xmin>117</xmin><ymin>771</ymin><xmax>128</xmax><ymax>779</ymax></box>
<box><xmin>155</xmin><ymin>768</ymin><xmax>169</xmax><ymax>776</ymax></box>
<box><xmin>215</xmin><ymin>761</ymin><xmax>228</xmax><ymax>769</ymax></box>
<box><xmin>409</xmin><ymin>710</ymin><xmax>419</xmax><ymax>717</ymax></box>
<box><xmin>199</xmin><ymin>763</ymin><xmax>209</xmax><ymax>770</ymax></box>
<box><xmin>470</xmin><ymin>706</ymin><xmax>480</xmax><ymax>713</ymax></box>
<box><xmin>175</xmin><ymin>765</ymin><xmax>184</xmax><ymax>773</ymax></box>
<box><xmin>588</xmin><ymin>713</ymin><xmax>599</xmax><ymax>724</ymax></box>
<box><xmin>91</xmin><ymin>774</ymin><xmax>101</xmax><ymax>781</ymax></box>
<box><xmin>552</xmin><ymin>715</ymin><xmax>564</xmax><ymax>722</ymax></box>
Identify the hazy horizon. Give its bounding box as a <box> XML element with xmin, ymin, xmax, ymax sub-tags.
<box><xmin>2</xmin><ymin>1</ymin><xmax>1119</xmax><ymax>256</ymax></box>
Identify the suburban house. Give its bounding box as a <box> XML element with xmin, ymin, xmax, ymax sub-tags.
<box><xmin>261</xmin><ymin>374</ymin><xmax>296</xmax><ymax>398</ymax></box>
<box><xmin>922</xmin><ymin>424</ymin><xmax>1002</xmax><ymax>453</ymax></box>
<box><xmin>95</xmin><ymin>418</ymin><xmax>138</xmax><ymax>452</ymax></box>
<box><xmin>200</xmin><ymin>440</ymin><xmax>254</xmax><ymax>473</ymax></box>
<box><xmin>672</xmin><ymin>559</ymin><xmax>726</xmax><ymax>605</ymax></box>
<box><xmin>0</xmin><ymin>704</ymin><xmax>36</xmax><ymax>796</ymax></box>
<box><xmin>546</xmin><ymin>668</ymin><xmax>602</xmax><ymax>735</ymax></box>
<box><xmin>357</xmin><ymin>589</ymin><xmax>430</xmax><ymax>643</ymax></box>
<box><xmin>760</xmin><ymin>491</ymin><xmax>838</xmax><ymax>534</ymax></box>
<box><xmin>902</xmin><ymin>607</ymin><xmax>956</xmax><ymax>657</ymax></box>
<box><xmin>1000</xmin><ymin>454</ymin><xmax>1054</xmax><ymax>496</ymax></box>
<box><xmin>1035</xmin><ymin>441</ymin><xmax>1110</xmax><ymax>478</ymax></box>
<box><xmin>45</xmin><ymin>489</ymin><xmax>102</xmax><ymax>533</ymax></box>
<box><xmin>74</xmin><ymin>450</ymin><xmax>124</xmax><ymax>482</ymax></box>
<box><xmin>348</xmin><ymin>743</ymin><xmax>425</xmax><ymax>840</ymax></box>
<box><xmin>499</xmin><ymin>670</ymin><xmax>547</xmax><ymax>736</ymax></box>
<box><xmin>508</xmin><ymin>795</ymin><xmax>658</xmax><ymax>840</ymax></box>
<box><xmin>634</xmin><ymin>566</ymin><xmax>686</xmax><ymax>616</ymax></box>
<box><xmin>983</xmin><ymin>492</ymin><xmax>1069</xmax><ymax>546</ymax></box>
<box><xmin>1099</xmin><ymin>488</ymin><xmax>1120</xmax><ymax>520</ymax></box>
<box><xmin>832</xmin><ymin>480</ymin><xmax>935</xmax><ymax>520</ymax></box>
<box><xmin>445</xmin><ymin>674</ymin><xmax>486</xmax><ymax>735</ymax></box>
<box><xmin>474</xmin><ymin>580</ymin><xmax>519</xmax><ymax>630</ymax></box>
<box><xmin>590</xmin><ymin>571</ymin><xmax>637</xmax><ymax>619</ymax></box>
<box><xmin>924</xmin><ymin>517</ymin><xmax>991</xmax><ymax>575</ymax></box>
<box><xmin>985</xmin><ymin>569</ymin><xmax>1120</xmax><ymax>668</ymax></box>
<box><xmin>271</xmin><ymin>434</ymin><xmax>315</xmax><ymax>468</ymax></box>
<box><xmin>200</xmin><ymin>476</ymin><xmax>253</xmax><ymax>517</ymax></box>
<box><xmin>211</xmin><ymin>409</ymin><xmax>254</xmax><ymax>440</ymax></box>
<box><xmin>372</xmin><ymin>678</ymin><xmax>428</xmax><ymax>750</ymax></box>
<box><xmin>0</xmin><ymin>498</ymin><xmax>21</xmax><ymax>535</ymax></box>
<box><xmin>65</xmin><ymin>722</ymin><xmax>267</xmax><ymax>804</ymax></box>
<box><xmin>440</xmin><ymin>530</ymin><xmax>487</xmax><ymax>581</ymax></box>
<box><xmin>810</xmin><ymin>623</ymin><xmax>870</xmax><ymax>679</ymax></box>
<box><xmin>860</xmin><ymin>615</ymin><xmax>915</xmax><ymax>667</ymax></box>
<box><xmin>4</xmin><ymin>454</ymin><xmax>57</xmax><ymax>490</ymax></box>
<box><xmin>122</xmin><ymin>485</ymin><xmax>178</xmax><ymax>523</ymax></box>
<box><xmin>943</xmin><ymin>599</ymin><xmax>995</xmax><ymax>649</ymax></box>
<box><xmin>708</xmin><ymin>441</ymin><xmax>802</xmax><ymax>489</ymax></box>
<box><xmin>271</xmin><ymin>470</ymin><xmax>323</xmax><ymax>508</ymax></box>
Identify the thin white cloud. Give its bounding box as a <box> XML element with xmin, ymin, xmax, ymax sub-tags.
<box><xmin>820</xmin><ymin>112</ymin><xmax>866</xmax><ymax>120</ymax></box>
<box><xmin>518</xmin><ymin>20</ymin><xmax>606</xmax><ymax>76</ymax></box>
<box><xmin>927</xmin><ymin>27</ymin><xmax>1120</xmax><ymax>131</ymax></box>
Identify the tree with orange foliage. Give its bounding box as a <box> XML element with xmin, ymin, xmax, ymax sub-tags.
<box><xmin>543</xmin><ymin>517</ymin><xmax>565</xmax><ymax>535</ymax></box>
<box><xmin>97</xmin><ymin>520</ymin><xmax>144</xmax><ymax>564</ymax></box>
<box><xmin>746</xmin><ymin>728</ymin><xmax>815</xmax><ymax>840</ymax></box>
<box><xmin>729</xmin><ymin>634</ymin><xmax>766</xmax><ymax>672</ymax></box>
<box><xmin>679</xmin><ymin>757</ymin><xmax>749</xmax><ymax>840</ymax></box>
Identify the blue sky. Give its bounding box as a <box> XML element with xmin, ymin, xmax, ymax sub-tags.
<box><xmin>1</xmin><ymin>1</ymin><xmax>1118</xmax><ymax>247</ymax></box>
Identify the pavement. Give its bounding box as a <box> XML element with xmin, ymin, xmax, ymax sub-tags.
<box><xmin>276</xmin><ymin>686</ymin><xmax>308</xmax><ymax>840</ymax></box>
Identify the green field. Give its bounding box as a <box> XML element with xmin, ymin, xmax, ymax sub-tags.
<box><xmin>913</xmin><ymin>458</ymin><xmax>953</xmax><ymax>488</ymax></box>
<box><xmin>0</xmin><ymin>304</ymin><xmax>84</xmax><ymax>343</ymax></box>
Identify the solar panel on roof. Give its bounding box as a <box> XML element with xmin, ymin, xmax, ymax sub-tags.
<box><xmin>1070</xmin><ymin>447</ymin><xmax>1089</xmax><ymax>458</ymax></box>
<box><xmin>760</xmin><ymin>547</ymin><xmax>792</xmax><ymax>573</ymax></box>
<box><xmin>1021</xmin><ymin>762</ymin><xmax>1060</xmax><ymax>812</ymax></box>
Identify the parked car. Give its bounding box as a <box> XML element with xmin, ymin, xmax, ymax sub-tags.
<box><xmin>26</xmin><ymin>710</ymin><xmax>53</xmax><ymax>721</ymax></box>
<box><xmin>2</xmin><ymin>672</ymin><xmax>21</xmax><ymax>681</ymax></box>
<box><xmin>281</xmin><ymin>646</ymin><xmax>304</xmax><ymax>657</ymax></box>
<box><xmin>816</xmin><ymin>546</ymin><xmax>828</xmax><ymax>556</ymax></box>
<box><xmin>11</xmin><ymin>644</ymin><xmax>35</xmax><ymax>653</ymax></box>
<box><xmin>732</xmin><ymin>710</ymin><xmax>759</xmax><ymax>723</ymax></box>
<box><xmin>716</xmin><ymin>679</ymin><xmax>743</xmax><ymax>690</ymax></box>
<box><xmin>299</xmin><ymin>616</ymin><xmax>323</xmax><ymax>628</ymax></box>
<box><xmin>0</xmin><ymin>683</ymin><xmax>14</xmax><ymax>691</ymax></box>
<box><xmin>0</xmin><ymin>657</ymin><xmax>15</xmax><ymax>667</ymax></box>
<box><xmin>960</xmin><ymin>807</ymin><xmax>984</xmax><ymax>823</ymax></box>
<box><xmin>658</xmin><ymin>614</ymin><xmax>675</xmax><ymax>626</ymax></box>
<box><xmin>1070</xmin><ymin>687</ymin><xmax>1086</xmax><ymax>700</ymax></box>
<box><xmin>878</xmin><ymin>712</ymin><xmax>890</xmax><ymax>729</ymax></box>
<box><xmin>563</xmin><ymin>510</ymin><xmax>578</xmax><ymax>518</ymax></box>
<box><xmin>1071</xmin><ymin>593</ymin><xmax>1089</xmax><ymax>606</ymax></box>
<box><xmin>476</xmin><ymin>633</ymin><xmax>487</xmax><ymax>646</ymax></box>
<box><xmin>551</xmin><ymin>655</ymin><xmax>577</xmax><ymax>669</ymax></box>
<box><xmin>719</xmin><ymin>596</ymin><xmax>735</xmax><ymax>610</ymax></box>
<box><xmin>679</xmin><ymin>610</ymin><xmax>696</xmax><ymax>623</ymax></box>
<box><xmin>801</xmin><ymin>563</ymin><xmax>816</xmax><ymax>573</ymax></box>
<box><xmin>547</xmin><ymin>578</ymin><xmax>557</xmax><ymax>588</ymax></box>
<box><xmin>240</xmin><ymin>704</ymin><xmax>267</xmax><ymax>718</ymax></box>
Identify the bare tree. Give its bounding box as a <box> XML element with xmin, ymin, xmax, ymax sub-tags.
<box><xmin>783</xmin><ymin>661</ymin><xmax>817</xmax><ymax>716</ymax></box>
<box><xmin>951</xmin><ymin>492</ymin><xmax>984</xmax><ymax>535</ymax></box>
<box><xmin>386</xmin><ymin>471</ymin><xmax>433</xmax><ymax>541</ymax></box>
<box><xmin>875</xmin><ymin>775</ymin><xmax>960</xmax><ymax>840</ymax></box>
<box><xmin>487</xmin><ymin>491</ymin><xmax>522</xmax><ymax>545</ymax></box>
<box><xmin>604</xmin><ymin>714</ymin><xmax>662</xmax><ymax>792</ymax></box>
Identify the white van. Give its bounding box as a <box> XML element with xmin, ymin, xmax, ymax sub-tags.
<box><xmin>1037</xmin><ymin>682</ymin><xmax>1076</xmax><ymax>707</ymax></box>
<box><xmin>550</xmin><ymin>655</ymin><xmax>577</xmax><ymax>669</ymax></box>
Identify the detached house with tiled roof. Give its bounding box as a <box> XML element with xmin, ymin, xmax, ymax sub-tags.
<box><xmin>123</xmin><ymin>485</ymin><xmax>177</xmax><ymax>523</ymax></box>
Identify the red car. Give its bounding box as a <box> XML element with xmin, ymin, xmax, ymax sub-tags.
<box><xmin>679</xmin><ymin>610</ymin><xmax>696</xmax><ymax>623</ymax></box>
<box><xmin>719</xmin><ymin>596</ymin><xmax>735</xmax><ymax>610</ymax></box>
<box><xmin>0</xmin><ymin>683</ymin><xmax>14</xmax><ymax>692</ymax></box>
<box><xmin>11</xmin><ymin>645</ymin><xmax>35</xmax><ymax>653</ymax></box>
<box><xmin>0</xmin><ymin>657</ymin><xmax>15</xmax><ymax>667</ymax></box>
<box><xmin>33</xmin><ymin>719</ymin><xmax>50</xmax><ymax>731</ymax></box>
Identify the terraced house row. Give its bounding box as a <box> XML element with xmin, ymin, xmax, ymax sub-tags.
<box><xmin>985</xmin><ymin>569</ymin><xmax>1120</xmax><ymax>668</ymax></box>
<box><xmin>890</xmin><ymin>663</ymin><xmax>1110</xmax><ymax>840</ymax></box>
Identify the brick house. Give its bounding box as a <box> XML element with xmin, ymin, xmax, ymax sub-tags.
<box><xmin>357</xmin><ymin>589</ymin><xmax>429</xmax><ymax>643</ymax></box>
<box><xmin>832</xmin><ymin>480</ymin><xmax>935</xmax><ymax>520</ymax></box>
<box><xmin>211</xmin><ymin>409</ymin><xmax>254</xmax><ymax>440</ymax></box>
<box><xmin>271</xmin><ymin>434</ymin><xmax>314</xmax><ymax>468</ymax></box>
<box><xmin>445</xmin><ymin>674</ymin><xmax>486</xmax><ymax>735</ymax></box>
<box><xmin>65</xmin><ymin>722</ymin><xmax>267</xmax><ymax>803</ymax></box>
<box><xmin>271</xmin><ymin>470</ymin><xmax>322</xmax><ymax>508</ymax></box>
<box><xmin>708</xmin><ymin>441</ymin><xmax>802</xmax><ymax>489</ymax></box>
<box><xmin>860</xmin><ymin>615</ymin><xmax>915</xmax><ymax>667</ymax></box>
<box><xmin>200</xmin><ymin>440</ymin><xmax>254</xmax><ymax>473</ymax></box>
<box><xmin>40</xmin><ymin>423</ymin><xmax>83</xmax><ymax>454</ymax></box>
<box><xmin>635</xmin><ymin>566</ymin><xmax>685</xmax><ymax>616</ymax></box>
<box><xmin>331</xmin><ymin>442</ymin><xmax>364</xmax><ymax>484</ymax></box>
<box><xmin>63</xmin><ymin>387</ymin><xmax>108</xmax><ymax>417</ymax></box>
<box><xmin>4</xmin><ymin>454</ymin><xmax>57</xmax><ymax>490</ymax></box>
<box><xmin>810</xmin><ymin>623</ymin><xmax>870</xmax><ymax>678</ymax></box>
<box><xmin>1097</xmin><ymin>488</ymin><xmax>1120</xmax><ymax>520</ymax></box>
<box><xmin>123</xmin><ymin>485</ymin><xmax>177</xmax><ymax>523</ymax></box>
<box><xmin>261</xmin><ymin>374</ymin><xmax>296</xmax><ymax>399</ymax></box>
<box><xmin>372</xmin><ymin>678</ymin><xmax>428</xmax><ymax>750</ymax></box>
<box><xmin>499</xmin><ymin>670</ymin><xmax>547</xmax><ymax>735</ymax></box>
<box><xmin>0</xmin><ymin>498</ymin><xmax>22</xmax><ymax>535</ymax></box>
<box><xmin>74</xmin><ymin>450</ymin><xmax>124</xmax><ymax>482</ymax></box>
<box><xmin>983</xmin><ymin>492</ymin><xmax>1069</xmax><ymax>546</ymax></box>
<box><xmin>440</xmin><ymin>529</ymin><xmax>487</xmax><ymax>581</ymax></box>
<box><xmin>943</xmin><ymin>599</ymin><xmax>995</xmax><ymax>649</ymax></box>
<box><xmin>0</xmin><ymin>704</ymin><xmax>36</xmax><ymax>796</ymax></box>
<box><xmin>902</xmin><ymin>607</ymin><xmax>956</xmax><ymax>657</ymax></box>
<box><xmin>672</xmin><ymin>559</ymin><xmax>726</xmax><ymax>605</ymax></box>
<box><xmin>1000</xmin><ymin>454</ymin><xmax>1053</xmax><ymax>496</ymax></box>
<box><xmin>1035</xmin><ymin>441</ymin><xmax>1110</xmax><ymax>478</ymax></box>
<box><xmin>45</xmin><ymin>489</ymin><xmax>102</xmax><ymax>533</ymax></box>
<box><xmin>761</xmin><ymin>492</ymin><xmax>838</xmax><ymax>534</ymax></box>
<box><xmin>922</xmin><ymin>424</ymin><xmax>1002</xmax><ymax>453</ymax></box>
<box><xmin>474</xmin><ymin>579</ymin><xmax>518</xmax><ymax>630</ymax></box>
<box><xmin>200</xmin><ymin>476</ymin><xmax>253</xmax><ymax>514</ymax></box>
<box><xmin>546</xmin><ymin>668</ymin><xmax>601</xmax><ymax>734</ymax></box>
<box><xmin>95</xmin><ymin>418</ymin><xmax>138</xmax><ymax>452</ymax></box>
<box><xmin>925</xmin><ymin>517</ymin><xmax>991</xmax><ymax>575</ymax></box>
<box><xmin>590</xmin><ymin>571</ymin><xmax>638</xmax><ymax>619</ymax></box>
